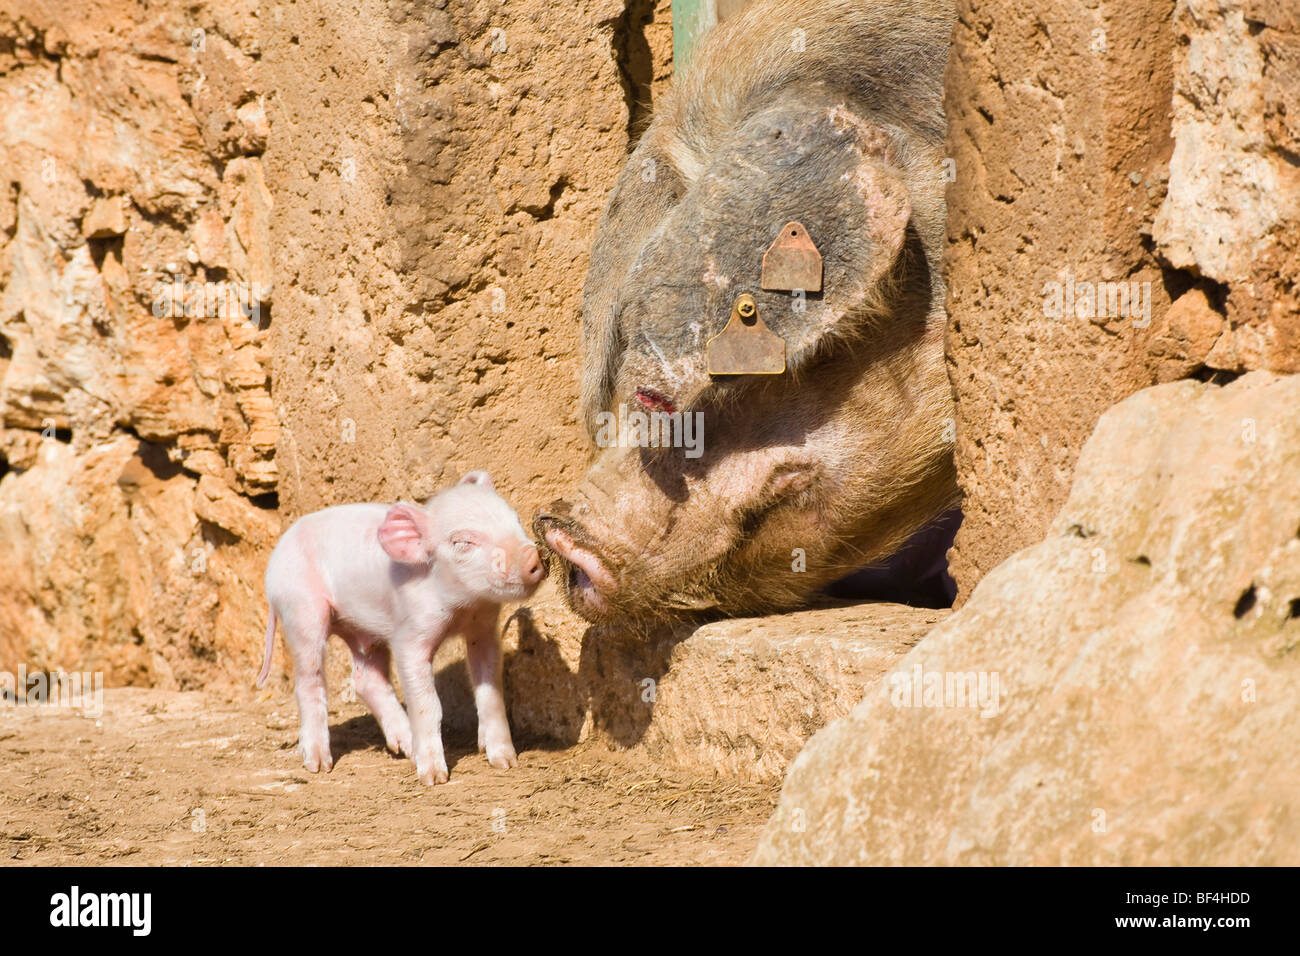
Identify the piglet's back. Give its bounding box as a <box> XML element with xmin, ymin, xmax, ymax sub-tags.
<box><xmin>266</xmin><ymin>503</ymin><xmax>400</xmax><ymax>607</ymax></box>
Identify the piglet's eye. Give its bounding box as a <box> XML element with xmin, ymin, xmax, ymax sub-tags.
<box><xmin>451</xmin><ymin>538</ymin><xmax>476</xmax><ymax>555</ymax></box>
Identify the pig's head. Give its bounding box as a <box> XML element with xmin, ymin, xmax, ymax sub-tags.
<box><xmin>379</xmin><ymin>471</ymin><xmax>546</xmax><ymax>605</ymax></box>
<box><xmin>534</xmin><ymin>11</ymin><xmax>957</xmax><ymax>625</ymax></box>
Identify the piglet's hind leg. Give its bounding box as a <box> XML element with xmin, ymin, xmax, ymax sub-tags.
<box><xmin>281</xmin><ymin>603</ymin><xmax>334</xmax><ymax>773</ymax></box>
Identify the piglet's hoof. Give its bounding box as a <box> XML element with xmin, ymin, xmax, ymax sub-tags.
<box><xmin>386</xmin><ymin>726</ymin><xmax>413</xmax><ymax>758</ymax></box>
<box><xmin>301</xmin><ymin>741</ymin><xmax>334</xmax><ymax>774</ymax></box>
<box><xmin>417</xmin><ymin>761</ymin><xmax>450</xmax><ymax>786</ymax></box>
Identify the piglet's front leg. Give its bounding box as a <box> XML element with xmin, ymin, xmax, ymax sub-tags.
<box><xmin>463</xmin><ymin>605</ymin><xmax>517</xmax><ymax>769</ymax></box>
<box><xmin>391</xmin><ymin>630</ymin><xmax>449</xmax><ymax>786</ymax></box>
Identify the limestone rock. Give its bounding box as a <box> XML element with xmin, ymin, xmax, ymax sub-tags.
<box><xmin>0</xmin><ymin>0</ymin><xmax>674</xmax><ymax>692</ymax></box>
<box><xmin>1150</xmin><ymin>286</ymin><xmax>1227</xmax><ymax>381</ymax></box>
<box><xmin>943</xmin><ymin>0</ymin><xmax>1300</xmax><ymax>599</ymax></box>
<box><xmin>0</xmin><ymin>1</ymin><xmax>279</xmax><ymax>688</ymax></box>
<box><xmin>942</xmin><ymin>0</ymin><xmax>1178</xmax><ymax>599</ymax></box>
<box><xmin>81</xmin><ymin>196</ymin><xmax>129</xmax><ymax>239</ymax></box>
<box><xmin>625</xmin><ymin>604</ymin><xmax>942</xmax><ymax>780</ymax></box>
<box><xmin>0</xmin><ymin>438</ymin><xmax>203</xmax><ymax>687</ymax></box>
<box><xmin>1151</xmin><ymin>0</ymin><xmax>1300</xmax><ymax>375</ymax></box>
<box><xmin>262</xmin><ymin>0</ymin><xmax>672</xmax><ymax>525</ymax></box>
<box><xmin>755</xmin><ymin>373</ymin><xmax>1300</xmax><ymax>865</ymax></box>
<box><xmin>491</xmin><ymin>590</ymin><xmax>941</xmax><ymax>781</ymax></box>
<box><xmin>1153</xmin><ymin>0</ymin><xmax>1299</xmax><ymax>284</ymax></box>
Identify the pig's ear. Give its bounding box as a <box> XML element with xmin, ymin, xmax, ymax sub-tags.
<box><xmin>378</xmin><ymin>504</ymin><xmax>435</xmax><ymax>564</ymax></box>
<box><xmin>605</xmin><ymin>101</ymin><xmax>919</xmax><ymax>413</ymax></box>
<box><xmin>459</xmin><ymin>471</ymin><xmax>494</xmax><ymax>490</ymax></box>
<box><xmin>761</xmin><ymin>111</ymin><xmax>914</xmax><ymax>369</ymax></box>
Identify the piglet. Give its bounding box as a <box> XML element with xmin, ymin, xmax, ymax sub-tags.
<box><xmin>257</xmin><ymin>471</ymin><xmax>546</xmax><ymax>785</ymax></box>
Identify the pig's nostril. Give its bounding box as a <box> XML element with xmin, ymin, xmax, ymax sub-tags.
<box><xmin>521</xmin><ymin>546</ymin><xmax>545</xmax><ymax>584</ymax></box>
<box><xmin>532</xmin><ymin>504</ymin><xmax>571</xmax><ymax>542</ymax></box>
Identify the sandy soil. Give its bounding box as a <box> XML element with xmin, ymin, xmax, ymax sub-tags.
<box><xmin>0</xmin><ymin>689</ymin><xmax>776</xmax><ymax>866</ymax></box>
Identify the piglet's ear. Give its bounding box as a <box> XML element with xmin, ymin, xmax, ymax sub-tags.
<box><xmin>459</xmin><ymin>470</ymin><xmax>494</xmax><ymax>490</ymax></box>
<box><xmin>378</xmin><ymin>504</ymin><xmax>434</xmax><ymax>564</ymax></box>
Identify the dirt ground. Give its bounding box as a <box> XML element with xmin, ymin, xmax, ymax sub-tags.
<box><xmin>0</xmin><ymin>689</ymin><xmax>777</xmax><ymax>866</ymax></box>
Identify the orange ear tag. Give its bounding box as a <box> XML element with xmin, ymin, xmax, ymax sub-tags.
<box><xmin>706</xmin><ymin>294</ymin><xmax>786</xmax><ymax>375</ymax></box>
<box><xmin>761</xmin><ymin>221</ymin><xmax>822</xmax><ymax>293</ymax></box>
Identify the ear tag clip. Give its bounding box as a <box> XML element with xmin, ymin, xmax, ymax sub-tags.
<box><xmin>706</xmin><ymin>294</ymin><xmax>786</xmax><ymax>376</ymax></box>
<box><xmin>761</xmin><ymin>220</ymin><xmax>822</xmax><ymax>293</ymax></box>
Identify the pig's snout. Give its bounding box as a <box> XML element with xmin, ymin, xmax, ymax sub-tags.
<box><xmin>491</xmin><ymin>541</ymin><xmax>546</xmax><ymax>592</ymax></box>
<box><xmin>533</xmin><ymin>506</ymin><xmax>618</xmax><ymax>615</ymax></box>
<box><xmin>518</xmin><ymin>543</ymin><xmax>545</xmax><ymax>587</ymax></box>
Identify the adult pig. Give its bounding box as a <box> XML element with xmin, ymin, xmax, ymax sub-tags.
<box><xmin>535</xmin><ymin>0</ymin><xmax>958</xmax><ymax>622</ymax></box>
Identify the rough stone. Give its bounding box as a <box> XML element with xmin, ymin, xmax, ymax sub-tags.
<box><xmin>0</xmin><ymin>0</ymin><xmax>674</xmax><ymax>691</ymax></box>
<box><xmin>0</xmin><ymin>1</ymin><xmax>280</xmax><ymax>685</ymax></box>
<box><xmin>1151</xmin><ymin>0</ymin><xmax>1300</xmax><ymax>377</ymax></box>
<box><xmin>488</xmin><ymin>593</ymin><xmax>941</xmax><ymax>781</ymax></box>
<box><xmin>755</xmin><ymin>372</ymin><xmax>1300</xmax><ymax>865</ymax></box>
<box><xmin>0</xmin><ymin>436</ymin><xmax>271</xmax><ymax>689</ymax></box>
<box><xmin>627</xmin><ymin>604</ymin><xmax>942</xmax><ymax>780</ymax></box>
<box><xmin>261</xmin><ymin>0</ymin><xmax>673</xmax><ymax>536</ymax></box>
<box><xmin>81</xmin><ymin>196</ymin><xmax>128</xmax><ymax>239</ymax></box>
<box><xmin>943</xmin><ymin>0</ymin><xmax>1300</xmax><ymax>599</ymax></box>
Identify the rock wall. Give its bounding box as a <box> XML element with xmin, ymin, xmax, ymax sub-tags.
<box><xmin>755</xmin><ymin>0</ymin><xmax>1300</xmax><ymax>864</ymax></box>
<box><xmin>262</xmin><ymin>0</ymin><xmax>671</xmax><ymax>519</ymax></box>
<box><xmin>944</xmin><ymin>0</ymin><xmax>1300</xmax><ymax>599</ymax></box>
<box><xmin>0</xmin><ymin>1</ymin><xmax>278</xmax><ymax>686</ymax></box>
<box><xmin>0</xmin><ymin>0</ymin><xmax>672</xmax><ymax>687</ymax></box>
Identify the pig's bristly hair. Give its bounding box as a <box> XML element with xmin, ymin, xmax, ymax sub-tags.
<box><xmin>658</xmin><ymin>0</ymin><xmax>950</xmax><ymax>181</ymax></box>
<box><xmin>564</xmin><ymin>0</ymin><xmax>958</xmax><ymax>624</ymax></box>
<box><xmin>580</xmin><ymin>0</ymin><xmax>952</xmax><ymax>434</ymax></box>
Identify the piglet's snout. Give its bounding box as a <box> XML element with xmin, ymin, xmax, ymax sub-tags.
<box><xmin>492</xmin><ymin>542</ymin><xmax>546</xmax><ymax>588</ymax></box>
<box><xmin>519</xmin><ymin>544</ymin><xmax>545</xmax><ymax>586</ymax></box>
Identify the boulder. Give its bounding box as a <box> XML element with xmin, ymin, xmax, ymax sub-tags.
<box><xmin>755</xmin><ymin>372</ymin><xmax>1300</xmax><ymax>864</ymax></box>
<box><xmin>437</xmin><ymin>592</ymin><xmax>944</xmax><ymax>782</ymax></box>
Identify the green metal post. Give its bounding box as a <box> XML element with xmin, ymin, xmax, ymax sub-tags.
<box><xmin>672</xmin><ymin>0</ymin><xmax>717</xmax><ymax>72</ymax></box>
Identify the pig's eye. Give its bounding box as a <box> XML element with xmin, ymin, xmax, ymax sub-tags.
<box><xmin>449</xmin><ymin>532</ymin><xmax>484</xmax><ymax>557</ymax></box>
<box><xmin>449</xmin><ymin>530</ymin><xmax>484</xmax><ymax>556</ymax></box>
